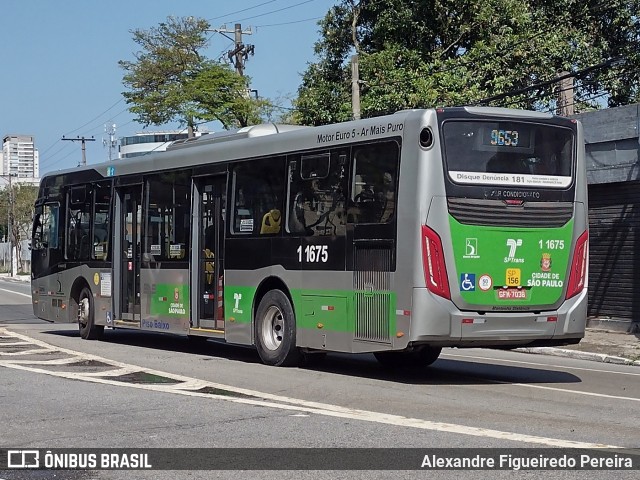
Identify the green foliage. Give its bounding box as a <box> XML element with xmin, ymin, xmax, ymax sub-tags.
<box><xmin>296</xmin><ymin>0</ymin><xmax>640</xmax><ymax>124</ymax></box>
<box><xmin>0</xmin><ymin>183</ymin><xmax>38</xmax><ymax>271</ymax></box>
<box><xmin>0</xmin><ymin>184</ymin><xmax>38</xmax><ymax>240</ymax></box>
<box><xmin>120</xmin><ymin>16</ymin><xmax>272</xmax><ymax>132</ymax></box>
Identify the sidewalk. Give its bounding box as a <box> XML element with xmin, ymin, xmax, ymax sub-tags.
<box><xmin>517</xmin><ymin>328</ymin><xmax>640</xmax><ymax>366</ymax></box>
<box><xmin>0</xmin><ymin>272</ymin><xmax>30</xmax><ymax>282</ymax></box>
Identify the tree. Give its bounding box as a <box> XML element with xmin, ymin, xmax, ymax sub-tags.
<box><xmin>295</xmin><ymin>0</ymin><xmax>640</xmax><ymax>124</ymax></box>
<box><xmin>0</xmin><ymin>183</ymin><xmax>38</xmax><ymax>273</ymax></box>
<box><xmin>190</xmin><ymin>62</ymin><xmax>274</xmax><ymax>129</ymax></box>
<box><xmin>120</xmin><ymin>16</ymin><xmax>271</xmax><ymax>133</ymax></box>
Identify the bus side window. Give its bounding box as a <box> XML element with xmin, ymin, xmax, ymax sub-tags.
<box><xmin>45</xmin><ymin>204</ymin><xmax>59</xmax><ymax>250</ymax></box>
<box><xmin>286</xmin><ymin>150</ymin><xmax>346</xmax><ymax>236</ymax></box>
<box><xmin>349</xmin><ymin>141</ymin><xmax>399</xmax><ymax>224</ymax></box>
<box><xmin>231</xmin><ymin>157</ymin><xmax>285</xmax><ymax>236</ymax></box>
<box><xmin>32</xmin><ymin>208</ymin><xmax>45</xmax><ymax>251</ymax></box>
<box><xmin>92</xmin><ymin>183</ymin><xmax>111</xmax><ymax>261</ymax></box>
<box><xmin>66</xmin><ymin>186</ymin><xmax>92</xmax><ymax>261</ymax></box>
<box><xmin>146</xmin><ymin>173</ymin><xmax>190</xmax><ymax>260</ymax></box>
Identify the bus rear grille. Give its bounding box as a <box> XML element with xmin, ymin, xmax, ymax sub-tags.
<box><xmin>353</xmin><ymin>246</ymin><xmax>392</xmax><ymax>344</ymax></box>
<box><xmin>448</xmin><ymin>198</ymin><xmax>573</xmax><ymax>227</ymax></box>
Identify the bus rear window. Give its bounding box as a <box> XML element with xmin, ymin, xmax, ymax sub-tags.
<box><xmin>442</xmin><ymin>121</ymin><xmax>574</xmax><ymax>188</ymax></box>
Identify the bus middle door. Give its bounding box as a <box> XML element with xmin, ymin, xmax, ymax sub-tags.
<box><xmin>119</xmin><ymin>186</ymin><xmax>142</xmax><ymax>324</ymax></box>
<box><xmin>194</xmin><ymin>176</ymin><xmax>226</xmax><ymax>331</ymax></box>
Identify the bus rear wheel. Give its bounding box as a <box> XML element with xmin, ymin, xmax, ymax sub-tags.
<box><xmin>76</xmin><ymin>286</ymin><xmax>104</xmax><ymax>340</ymax></box>
<box><xmin>374</xmin><ymin>346</ymin><xmax>442</xmax><ymax>369</ymax></box>
<box><xmin>255</xmin><ymin>290</ymin><xmax>300</xmax><ymax>367</ymax></box>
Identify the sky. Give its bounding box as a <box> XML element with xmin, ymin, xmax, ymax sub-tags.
<box><xmin>0</xmin><ymin>0</ymin><xmax>337</xmax><ymax>175</ymax></box>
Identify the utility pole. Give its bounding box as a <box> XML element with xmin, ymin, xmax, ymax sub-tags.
<box><xmin>3</xmin><ymin>173</ymin><xmax>18</xmax><ymax>277</ymax></box>
<box><xmin>210</xmin><ymin>23</ymin><xmax>254</xmax><ymax>76</ymax></box>
<box><xmin>557</xmin><ymin>72</ymin><xmax>575</xmax><ymax>116</ymax></box>
<box><xmin>351</xmin><ymin>54</ymin><xmax>361</xmax><ymax>120</ymax></box>
<box><xmin>62</xmin><ymin>135</ymin><xmax>95</xmax><ymax>166</ymax></box>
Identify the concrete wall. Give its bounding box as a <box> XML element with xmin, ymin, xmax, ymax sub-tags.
<box><xmin>572</xmin><ymin>103</ymin><xmax>640</xmax><ymax>184</ymax></box>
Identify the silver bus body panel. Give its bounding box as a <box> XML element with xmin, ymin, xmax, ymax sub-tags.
<box><xmin>32</xmin><ymin>107</ymin><xmax>588</xmax><ymax>355</ymax></box>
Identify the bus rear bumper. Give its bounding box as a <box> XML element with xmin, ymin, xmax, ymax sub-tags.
<box><xmin>408</xmin><ymin>287</ymin><xmax>587</xmax><ymax>348</ymax></box>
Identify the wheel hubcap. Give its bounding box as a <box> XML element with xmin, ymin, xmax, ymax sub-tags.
<box><xmin>78</xmin><ymin>297</ymin><xmax>89</xmax><ymax>327</ymax></box>
<box><xmin>261</xmin><ymin>305</ymin><xmax>284</xmax><ymax>351</ymax></box>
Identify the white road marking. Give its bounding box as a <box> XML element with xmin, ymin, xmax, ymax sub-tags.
<box><xmin>443</xmin><ymin>352</ymin><xmax>640</xmax><ymax>376</ymax></box>
<box><xmin>498</xmin><ymin>381</ymin><xmax>640</xmax><ymax>402</ymax></box>
<box><xmin>0</xmin><ymin>328</ymin><xmax>623</xmax><ymax>449</ymax></box>
<box><xmin>440</xmin><ymin>353</ymin><xmax>640</xmax><ymax>401</ymax></box>
<box><xmin>0</xmin><ymin>287</ymin><xmax>32</xmax><ymax>298</ymax></box>
<box><xmin>0</xmin><ymin>348</ymin><xmax>54</xmax><ymax>356</ymax></box>
<box><xmin>4</xmin><ymin>357</ymin><xmax>88</xmax><ymax>365</ymax></box>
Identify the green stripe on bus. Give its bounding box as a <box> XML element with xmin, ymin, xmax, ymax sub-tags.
<box><xmin>224</xmin><ymin>286</ymin><xmax>397</xmax><ymax>334</ymax></box>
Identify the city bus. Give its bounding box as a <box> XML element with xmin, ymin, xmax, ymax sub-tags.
<box><xmin>31</xmin><ymin>107</ymin><xmax>588</xmax><ymax>367</ymax></box>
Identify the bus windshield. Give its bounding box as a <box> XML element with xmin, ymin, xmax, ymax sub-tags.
<box><xmin>442</xmin><ymin>120</ymin><xmax>574</xmax><ymax>188</ymax></box>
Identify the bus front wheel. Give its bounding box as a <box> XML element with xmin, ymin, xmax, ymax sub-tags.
<box><xmin>374</xmin><ymin>346</ymin><xmax>442</xmax><ymax>369</ymax></box>
<box><xmin>77</xmin><ymin>286</ymin><xmax>104</xmax><ymax>340</ymax></box>
<box><xmin>255</xmin><ymin>290</ymin><xmax>300</xmax><ymax>367</ymax></box>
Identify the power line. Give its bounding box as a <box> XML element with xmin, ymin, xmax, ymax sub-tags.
<box><xmin>208</xmin><ymin>0</ymin><xmax>278</xmax><ymax>21</ymax></box>
<box><xmin>78</xmin><ymin>106</ymin><xmax>131</xmax><ymax>137</ymax></box>
<box><xmin>61</xmin><ymin>136</ymin><xmax>95</xmax><ymax>167</ymax></box>
<box><xmin>213</xmin><ymin>42</ymin><xmax>236</xmax><ymax>62</ymax></box>
<box><xmin>38</xmin><ymin>143</ymin><xmax>74</xmax><ymax>168</ymax></box>
<box><xmin>232</xmin><ymin>0</ymin><xmax>315</xmax><ymax>23</ymax></box>
<box><xmin>209</xmin><ymin>24</ymin><xmax>255</xmax><ymax>76</ymax></box>
<box><xmin>255</xmin><ymin>16</ymin><xmax>322</xmax><ymax>28</ymax></box>
<box><xmin>39</xmin><ymin>143</ymin><xmax>79</xmax><ymax>172</ymax></box>
<box><xmin>39</xmin><ymin>104</ymin><xmax>131</xmax><ymax>167</ymax></box>
<box><xmin>62</xmin><ymin>98</ymin><xmax>124</xmax><ymax>137</ymax></box>
<box><xmin>472</xmin><ymin>57</ymin><xmax>625</xmax><ymax>106</ymax></box>
<box><xmin>39</xmin><ymin>98</ymin><xmax>125</xmax><ymax>162</ymax></box>
<box><xmin>46</xmin><ymin>2</ymin><xmax>323</xmax><ymax>162</ymax></box>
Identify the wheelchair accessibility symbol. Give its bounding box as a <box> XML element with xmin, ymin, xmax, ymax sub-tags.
<box><xmin>460</xmin><ymin>273</ymin><xmax>476</xmax><ymax>292</ymax></box>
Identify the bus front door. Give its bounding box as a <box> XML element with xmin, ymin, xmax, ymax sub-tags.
<box><xmin>195</xmin><ymin>176</ymin><xmax>225</xmax><ymax>330</ymax></box>
<box><xmin>120</xmin><ymin>186</ymin><xmax>142</xmax><ymax>323</ymax></box>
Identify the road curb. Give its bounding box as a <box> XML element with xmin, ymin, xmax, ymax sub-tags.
<box><xmin>515</xmin><ymin>347</ymin><xmax>640</xmax><ymax>367</ymax></box>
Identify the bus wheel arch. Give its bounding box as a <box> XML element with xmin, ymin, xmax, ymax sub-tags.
<box><xmin>70</xmin><ymin>278</ymin><xmax>104</xmax><ymax>340</ymax></box>
<box><xmin>253</xmin><ymin>277</ymin><xmax>300</xmax><ymax>367</ymax></box>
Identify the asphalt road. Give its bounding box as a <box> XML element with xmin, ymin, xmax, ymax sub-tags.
<box><xmin>1</xmin><ymin>278</ymin><xmax>638</xmax><ymax>479</ymax></box>
<box><xmin>0</xmin><ymin>279</ymin><xmax>37</xmax><ymax>324</ymax></box>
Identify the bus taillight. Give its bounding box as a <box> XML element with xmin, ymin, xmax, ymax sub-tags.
<box><xmin>566</xmin><ymin>230</ymin><xmax>588</xmax><ymax>299</ymax></box>
<box><xmin>421</xmin><ymin>226</ymin><xmax>451</xmax><ymax>300</ymax></box>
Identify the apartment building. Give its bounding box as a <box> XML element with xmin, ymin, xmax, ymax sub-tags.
<box><xmin>1</xmin><ymin>134</ymin><xmax>40</xmax><ymax>185</ymax></box>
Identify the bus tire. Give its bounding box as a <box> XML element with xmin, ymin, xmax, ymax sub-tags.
<box><xmin>255</xmin><ymin>290</ymin><xmax>300</xmax><ymax>367</ymax></box>
<box><xmin>374</xmin><ymin>346</ymin><xmax>441</xmax><ymax>369</ymax></box>
<box><xmin>301</xmin><ymin>351</ymin><xmax>327</xmax><ymax>367</ymax></box>
<box><xmin>417</xmin><ymin>346</ymin><xmax>442</xmax><ymax>366</ymax></box>
<box><xmin>187</xmin><ymin>335</ymin><xmax>208</xmax><ymax>344</ymax></box>
<box><xmin>77</xmin><ymin>286</ymin><xmax>103</xmax><ymax>340</ymax></box>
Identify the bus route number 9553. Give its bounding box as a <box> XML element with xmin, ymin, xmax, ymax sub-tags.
<box><xmin>297</xmin><ymin>245</ymin><xmax>329</xmax><ymax>263</ymax></box>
